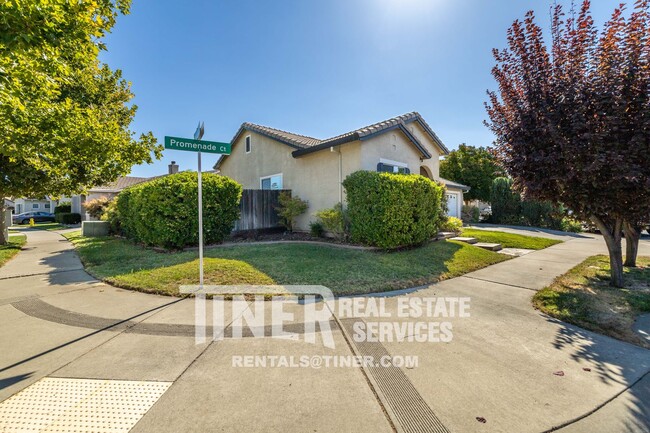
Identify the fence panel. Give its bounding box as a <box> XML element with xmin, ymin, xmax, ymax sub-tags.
<box><xmin>233</xmin><ymin>189</ymin><xmax>289</xmax><ymax>231</ymax></box>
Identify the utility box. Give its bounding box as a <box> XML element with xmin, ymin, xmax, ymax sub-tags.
<box><xmin>82</xmin><ymin>221</ymin><xmax>110</xmax><ymax>237</ymax></box>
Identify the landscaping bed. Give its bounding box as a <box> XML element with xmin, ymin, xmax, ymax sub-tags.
<box><xmin>460</xmin><ymin>228</ymin><xmax>562</xmax><ymax>250</ymax></box>
<box><xmin>64</xmin><ymin>231</ymin><xmax>510</xmax><ymax>296</ymax></box>
<box><xmin>533</xmin><ymin>255</ymin><xmax>650</xmax><ymax>349</ymax></box>
<box><xmin>0</xmin><ymin>234</ymin><xmax>26</xmax><ymax>267</ymax></box>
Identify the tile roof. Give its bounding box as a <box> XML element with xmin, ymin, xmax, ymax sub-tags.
<box><xmin>217</xmin><ymin>112</ymin><xmax>449</xmax><ymax>168</ymax></box>
<box><xmin>238</xmin><ymin>123</ymin><xmax>321</xmax><ymax>148</ymax></box>
<box><xmin>89</xmin><ymin>176</ymin><xmax>150</xmax><ymax>192</ymax></box>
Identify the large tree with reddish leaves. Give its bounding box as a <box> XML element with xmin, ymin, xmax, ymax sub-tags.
<box><xmin>486</xmin><ymin>0</ymin><xmax>650</xmax><ymax>287</ymax></box>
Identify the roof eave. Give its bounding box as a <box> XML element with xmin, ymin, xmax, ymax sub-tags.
<box><xmin>291</xmin><ymin>133</ymin><xmax>360</xmax><ymax>157</ymax></box>
<box><xmin>410</xmin><ymin>117</ymin><xmax>450</xmax><ymax>155</ymax></box>
<box><xmin>216</xmin><ymin>123</ymin><xmax>307</xmax><ymax>169</ymax></box>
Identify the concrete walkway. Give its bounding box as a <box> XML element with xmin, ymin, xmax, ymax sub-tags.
<box><xmin>0</xmin><ymin>228</ymin><xmax>649</xmax><ymax>432</ymax></box>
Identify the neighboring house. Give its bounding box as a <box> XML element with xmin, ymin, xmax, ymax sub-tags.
<box><xmin>13</xmin><ymin>198</ymin><xmax>55</xmax><ymax>215</ymax></box>
<box><xmin>215</xmin><ymin>112</ymin><xmax>469</xmax><ymax>231</ymax></box>
<box><xmin>72</xmin><ymin>161</ymin><xmax>180</xmax><ymax>220</ymax></box>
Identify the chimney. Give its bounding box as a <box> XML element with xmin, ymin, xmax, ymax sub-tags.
<box><xmin>168</xmin><ymin>161</ymin><xmax>179</xmax><ymax>174</ymax></box>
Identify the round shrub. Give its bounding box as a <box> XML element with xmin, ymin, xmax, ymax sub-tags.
<box><xmin>342</xmin><ymin>171</ymin><xmax>444</xmax><ymax>249</ymax></box>
<box><xmin>115</xmin><ymin>172</ymin><xmax>242</xmax><ymax>249</ymax></box>
<box><xmin>440</xmin><ymin>216</ymin><xmax>463</xmax><ymax>233</ymax></box>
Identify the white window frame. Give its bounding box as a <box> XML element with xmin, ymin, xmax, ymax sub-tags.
<box><xmin>32</xmin><ymin>203</ymin><xmax>39</xmax><ymax>209</ymax></box>
<box><xmin>260</xmin><ymin>173</ymin><xmax>283</xmax><ymax>190</ymax></box>
<box><xmin>379</xmin><ymin>158</ymin><xmax>408</xmax><ymax>168</ymax></box>
<box><xmin>245</xmin><ymin>135</ymin><xmax>252</xmax><ymax>154</ymax></box>
<box><xmin>379</xmin><ymin>158</ymin><xmax>409</xmax><ymax>174</ymax></box>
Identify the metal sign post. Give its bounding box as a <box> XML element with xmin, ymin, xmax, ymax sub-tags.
<box><xmin>194</xmin><ymin>122</ymin><xmax>205</xmax><ymax>288</ymax></box>
<box><xmin>164</xmin><ymin>125</ymin><xmax>231</xmax><ymax>344</ymax></box>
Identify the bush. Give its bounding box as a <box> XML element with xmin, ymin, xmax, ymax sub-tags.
<box><xmin>100</xmin><ymin>200</ymin><xmax>121</xmax><ymax>234</ymax></box>
<box><xmin>309</xmin><ymin>221</ymin><xmax>325</xmax><ymax>238</ymax></box>
<box><xmin>55</xmin><ymin>212</ymin><xmax>81</xmax><ymax>224</ymax></box>
<box><xmin>315</xmin><ymin>203</ymin><xmax>347</xmax><ymax>240</ymax></box>
<box><xmin>560</xmin><ymin>217</ymin><xmax>583</xmax><ymax>233</ymax></box>
<box><xmin>275</xmin><ymin>191</ymin><xmax>308</xmax><ymax>232</ymax></box>
<box><xmin>342</xmin><ymin>171</ymin><xmax>444</xmax><ymax>249</ymax></box>
<box><xmin>520</xmin><ymin>200</ymin><xmax>557</xmax><ymax>227</ymax></box>
<box><xmin>461</xmin><ymin>205</ymin><xmax>480</xmax><ymax>223</ymax></box>
<box><xmin>83</xmin><ymin>196</ymin><xmax>111</xmax><ymax>219</ymax></box>
<box><xmin>115</xmin><ymin>172</ymin><xmax>242</xmax><ymax>249</ymax></box>
<box><xmin>490</xmin><ymin>177</ymin><xmax>521</xmax><ymax>224</ymax></box>
<box><xmin>54</xmin><ymin>203</ymin><xmax>71</xmax><ymax>214</ymax></box>
<box><xmin>440</xmin><ymin>216</ymin><xmax>463</xmax><ymax>233</ymax></box>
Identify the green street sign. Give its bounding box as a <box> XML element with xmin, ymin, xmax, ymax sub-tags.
<box><xmin>164</xmin><ymin>136</ymin><xmax>231</xmax><ymax>155</ymax></box>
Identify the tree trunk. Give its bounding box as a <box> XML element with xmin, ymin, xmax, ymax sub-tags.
<box><xmin>590</xmin><ymin>215</ymin><xmax>624</xmax><ymax>288</ymax></box>
<box><xmin>623</xmin><ymin>222</ymin><xmax>640</xmax><ymax>267</ymax></box>
<box><xmin>0</xmin><ymin>202</ymin><xmax>6</xmax><ymax>245</ymax></box>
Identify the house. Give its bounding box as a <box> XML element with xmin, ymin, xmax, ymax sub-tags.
<box><xmin>215</xmin><ymin>112</ymin><xmax>469</xmax><ymax>231</ymax></box>
<box><xmin>71</xmin><ymin>161</ymin><xmax>180</xmax><ymax>220</ymax></box>
<box><xmin>13</xmin><ymin>198</ymin><xmax>56</xmax><ymax>214</ymax></box>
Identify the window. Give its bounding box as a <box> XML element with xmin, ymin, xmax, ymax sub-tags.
<box><xmin>260</xmin><ymin>174</ymin><xmax>283</xmax><ymax>190</ymax></box>
<box><xmin>245</xmin><ymin>135</ymin><xmax>251</xmax><ymax>153</ymax></box>
<box><xmin>32</xmin><ymin>203</ymin><xmax>39</xmax><ymax>209</ymax></box>
<box><xmin>44</xmin><ymin>203</ymin><xmax>50</xmax><ymax>209</ymax></box>
<box><xmin>377</xmin><ymin>162</ymin><xmax>410</xmax><ymax>174</ymax></box>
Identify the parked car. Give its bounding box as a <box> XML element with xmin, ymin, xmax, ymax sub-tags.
<box><xmin>12</xmin><ymin>211</ymin><xmax>56</xmax><ymax>225</ymax></box>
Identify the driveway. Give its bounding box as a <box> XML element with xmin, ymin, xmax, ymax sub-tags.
<box><xmin>0</xmin><ymin>228</ymin><xmax>648</xmax><ymax>432</ymax></box>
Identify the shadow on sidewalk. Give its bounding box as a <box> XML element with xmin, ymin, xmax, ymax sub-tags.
<box><xmin>547</xmin><ymin>317</ymin><xmax>650</xmax><ymax>432</ymax></box>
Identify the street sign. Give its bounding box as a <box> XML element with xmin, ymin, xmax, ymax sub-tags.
<box><xmin>164</xmin><ymin>136</ymin><xmax>231</xmax><ymax>155</ymax></box>
<box><xmin>164</xmin><ymin>124</ymin><xmax>230</xmax><ymax>342</ymax></box>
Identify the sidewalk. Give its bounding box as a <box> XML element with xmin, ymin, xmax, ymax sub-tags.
<box><xmin>0</xmin><ymin>228</ymin><xmax>648</xmax><ymax>432</ymax></box>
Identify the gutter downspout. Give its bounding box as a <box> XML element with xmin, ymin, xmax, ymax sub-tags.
<box><xmin>338</xmin><ymin>146</ymin><xmax>343</xmax><ymax>204</ymax></box>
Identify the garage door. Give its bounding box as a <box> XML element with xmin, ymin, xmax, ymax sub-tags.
<box><xmin>447</xmin><ymin>193</ymin><xmax>459</xmax><ymax>218</ymax></box>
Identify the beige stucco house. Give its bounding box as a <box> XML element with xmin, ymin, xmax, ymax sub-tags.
<box><xmin>215</xmin><ymin>112</ymin><xmax>468</xmax><ymax>231</ymax></box>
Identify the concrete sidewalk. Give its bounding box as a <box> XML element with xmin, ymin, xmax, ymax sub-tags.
<box><xmin>0</xmin><ymin>227</ymin><xmax>648</xmax><ymax>432</ymax></box>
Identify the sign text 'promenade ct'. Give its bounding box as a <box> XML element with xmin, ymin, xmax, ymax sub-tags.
<box><xmin>164</xmin><ymin>136</ymin><xmax>231</xmax><ymax>154</ymax></box>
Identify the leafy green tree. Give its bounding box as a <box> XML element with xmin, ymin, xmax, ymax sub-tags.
<box><xmin>486</xmin><ymin>1</ymin><xmax>650</xmax><ymax>287</ymax></box>
<box><xmin>276</xmin><ymin>192</ymin><xmax>308</xmax><ymax>232</ymax></box>
<box><xmin>439</xmin><ymin>144</ymin><xmax>504</xmax><ymax>202</ymax></box>
<box><xmin>0</xmin><ymin>0</ymin><xmax>162</xmax><ymax>243</ymax></box>
<box><xmin>490</xmin><ymin>177</ymin><xmax>521</xmax><ymax>224</ymax></box>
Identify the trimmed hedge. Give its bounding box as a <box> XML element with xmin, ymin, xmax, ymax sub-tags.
<box><xmin>54</xmin><ymin>203</ymin><xmax>71</xmax><ymax>214</ymax></box>
<box><xmin>55</xmin><ymin>212</ymin><xmax>81</xmax><ymax>224</ymax></box>
<box><xmin>342</xmin><ymin>171</ymin><xmax>444</xmax><ymax>249</ymax></box>
<box><xmin>115</xmin><ymin>172</ymin><xmax>242</xmax><ymax>249</ymax></box>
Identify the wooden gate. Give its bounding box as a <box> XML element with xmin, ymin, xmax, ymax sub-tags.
<box><xmin>233</xmin><ymin>189</ymin><xmax>288</xmax><ymax>231</ymax></box>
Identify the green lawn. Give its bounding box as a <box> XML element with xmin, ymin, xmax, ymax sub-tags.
<box><xmin>64</xmin><ymin>231</ymin><xmax>510</xmax><ymax>296</ymax></box>
<box><xmin>533</xmin><ymin>255</ymin><xmax>650</xmax><ymax>349</ymax></box>
<box><xmin>27</xmin><ymin>222</ymin><xmax>67</xmax><ymax>231</ymax></box>
<box><xmin>0</xmin><ymin>234</ymin><xmax>27</xmax><ymax>267</ymax></box>
<box><xmin>461</xmin><ymin>228</ymin><xmax>562</xmax><ymax>250</ymax></box>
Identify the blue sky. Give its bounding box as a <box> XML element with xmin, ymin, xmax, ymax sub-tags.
<box><xmin>100</xmin><ymin>0</ymin><xmax>618</xmax><ymax>177</ymax></box>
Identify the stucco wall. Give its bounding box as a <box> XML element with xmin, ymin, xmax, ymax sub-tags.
<box><xmin>358</xmin><ymin>123</ymin><xmax>441</xmax><ymax>179</ymax></box>
<box><xmin>219</xmin><ymin>123</ymin><xmax>449</xmax><ymax>231</ymax></box>
<box><xmin>219</xmin><ymin>131</ymin><xmax>362</xmax><ymax>230</ymax></box>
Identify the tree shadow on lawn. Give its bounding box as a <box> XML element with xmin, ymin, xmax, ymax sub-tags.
<box><xmin>67</xmin><ymin>235</ymin><xmax>508</xmax><ymax>296</ymax></box>
<box><xmin>201</xmin><ymin>240</ymin><xmax>507</xmax><ymax>296</ymax></box>
<box><xmin>546</xmin><ymin>316</ymin><xmax>650</xmax><ymax>432</ymax></box>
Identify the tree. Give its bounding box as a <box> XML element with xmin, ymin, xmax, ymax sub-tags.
<box><xmin>83</xmin><ymin>196</ymin><xmax>112</xmax><ymax>220</ymax></box>
<box><xmin>490</xmin><ymin>177</ymin><xmax>521</xmax><ymax>224</ymax></box>
<box><xmin>276</xmin><ymin>192</ymin><xmax>308</xmax><ymax>232</ymax></box>
<box><xmin>486</xmin><ymin>0</ymin><xmax>650</xmax><ymax>287</ymax></box>
<box><xmin>439</xmin><ymin>144</ymin><xmax>505</xmax><ymax>202</ymax></box>
<box><xmin>0</xmin><ymin>0</ymin><xmax>162</xmax><ymax>244</ymax></box>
